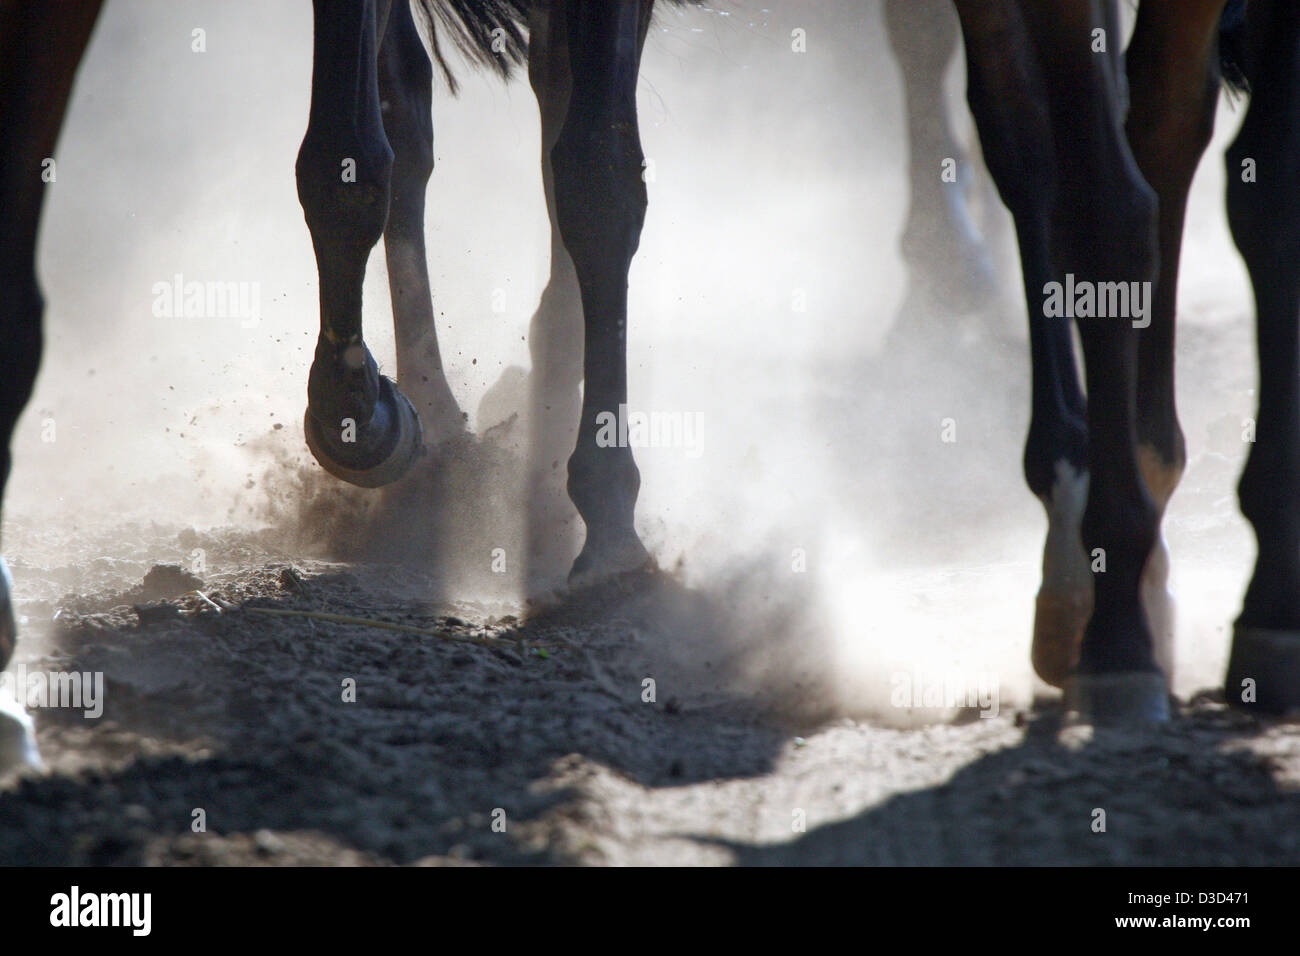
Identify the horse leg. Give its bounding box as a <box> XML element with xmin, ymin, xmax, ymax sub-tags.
<box><xmin>377</xmin><ymin>0</ymin><xmax>465</xmax><ymax>445</ymax></box>
<box><xmin>0</xmin><ymin>0</ymin><xmax>103</xmax><ymax>767</ymax></box>
<box><xmin>521</xmin><ymin>1</ymin><xmax>585</xmax><ymax>589</ymax></box>
<box><xmin>1224</xmin><ymin>0</ymin><xmax>1300</xmax><ymax>713</ymax></box>
<box><xmin>952</xmin><ymin>0</ymin><xmax>1090</xmax><ymax>687</ymax></box>
<box><xmin>1123</xmin><ymin>0</ymin><xmax>1230</xmax><ymax>687</ymax></box>
<box><xmin>297</xmin><ymin>0</ymin><xmax>423</xmax><ymax>489</ymax></box>
<box><xmin>1017</xmin><ymin>0</ymin><xmax>1166</xmax><ymax>721</ymax></box>
<box><xmin>552</xmin><ymin>0</ymin><xmax>655</xmax><ymax>586</ymax></box>
<box><xmin>885</xmin><ymin>0</ymin><xmax>997</xmax><ymax>315</ymax></box>
<box><xmin>471</xmin><ymin>1</ymin><xmax>584</xmax><ymax>590</ymax></box>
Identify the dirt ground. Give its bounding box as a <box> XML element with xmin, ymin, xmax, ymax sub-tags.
<box><xmin>3</xmin><ymin>535</ymin><xmax>1299</xmax><ymax>867</ymax></box>
<box><xmin>3</xmin><ymin>312</ymin><xmax>1300</xmax><ymax>868</ymax></box>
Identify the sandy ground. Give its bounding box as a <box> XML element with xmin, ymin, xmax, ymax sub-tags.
<box><xmin>3</xmin><ymin>307</ymin><xmax>1299</xmax><ymax>868</ymax></box>
<box><xmin>3</xmin><ymin>533</ymin><xmax>1299</xmax><ymax>866</ymax></box>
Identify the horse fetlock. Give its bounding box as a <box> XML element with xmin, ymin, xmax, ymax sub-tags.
<box><xmin>308</xmin><ymin>341</ymin><xmax>381</xmax><ymax>427</ymax></box>
<box><xmin>1226</xmin><ymin>628</ymin><xmax>1300</xmax><ymax>715</ymax></box>
<box><xmin>1137</xmin><ymin>443</ymin><xmax>1185</xmax><ymax>513</ymax></box>
<box><xmin>0</xmin><ymin>283</ymin><xmax>44</xmax><ymax>415</ymax></box>
<box><xmin>568</xmin><ymin>440</ymin><xmax>639</xmax><ymax>507</ymax></box>
<box><xmin>565</xmin><ymin>436</ymin><xmax>650</xmax><ymax>585</ymax></box>
<box><xmin>566</xmin><ymin>442</ymin><xmax>640</xmax><ymax>556</ymax></box>
<box><xmin>1082</xmin><ymin>494</ymin><xmax>1159</xmax><ymax>581</ymax></box>
<box><xmin>1238</xmin><ymin>444</ymin><xmax>1300</xmax><ymax>532</ymax></box>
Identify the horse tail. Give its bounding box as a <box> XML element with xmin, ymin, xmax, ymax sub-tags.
<box><xmin>412</xmin><ymin>0</ymin><xmax>532</xmax><ymax>94</ymax></box>
<box><xmin>1219</xmin><ymin>0</ymin><xmax>1250</xmax><ymax>96</ymax></box>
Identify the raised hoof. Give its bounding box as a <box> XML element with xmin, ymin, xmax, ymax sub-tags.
<box><xmin>0</xmin><ymin>694</ymin><xmax>41</xmax><ymax>775</ymax></box>
<box><xmin>1063</xmin><ymin>671</ymin><xmax>1170</xmax><ymax>725</ymax></box>
<box><xmin>304</xmin><ymin>376</ymin><xmax>423</xmax><ymax>489</ymax></box>
<box><xmin>1032</xmin><ymin>589</ymin><xmax>1090</xmax><ymax>688</ymax></box>
<box><xmin>1226</xmin><ymin>627</ymin><xmax>1300</xmax><ymax>715</ymax></box>
<box><xmin>567</xmin><ymin>534</ymin><xmax>653</xmax><ymax>590</ymax></box>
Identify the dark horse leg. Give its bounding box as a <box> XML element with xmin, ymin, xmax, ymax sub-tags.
<box><xmin>552</xmin><ymin>0</ymin><xmax>656</xmax><ymax>585</ymax></box>
<box><xmin>1225</xmin><ymin>0</ymin><xmax>1300</xmax><ymax>714</ymax></box>
<box><xmin>951</xmin><ymin>1</ymin><xmax>1090</xmax><ymax>689</ymax></box>
<box><xmin>1123</xmin><ymin>0</ymin><xmax>1230</xmax><ymax>691</ymax></box>
<box><xmin>377</xmin><ymin>0</ymin><xmax>465</xmax><ymax>445</ymax></box>
<box><xmin>297</xmin><ymin>0</ymin><xmax>424</xmax><ymax>489</ymax></box>
<box><xmin>1018</xmin><ymin>0</ymin><xmax>1163</xmax><ymax>720</ymax></box>
<box><xmin>520</xmin><ymin>0</ymin><xmax>586</xmax><ymax>590</ymax></box>
<box><xmin>1029</xmin><ymin>0</ymin><xmax>1159</xmax><ymax>720</ymax></box>
<box><xmin>0</xmin><ymin>0</ymin><xmax>103</xmax><ymax>765</ymax></box>
<box><xmin>958</xmin><ymin>0</ymin><xmax>1210</xmax><ymax>721</ymax></box>
<box><xmin>1022</xmin><ymin>0</ymin><xmax>1232</xmax><ymax>719</ymax></box>
<box><xmin>885</xmin><ymin>0</ymin><xmax>998</xmax><ymax>315</ymax></box>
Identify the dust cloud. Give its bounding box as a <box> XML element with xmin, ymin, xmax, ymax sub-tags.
<box><xmin>4</xmin><ymin>0</ymin><xmax>1257</xmax><ymax>726</ymax></box>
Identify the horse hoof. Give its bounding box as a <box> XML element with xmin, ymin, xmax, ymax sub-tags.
<box><xmin>304</xmin><ymin>376</ymin><xmax>423</xmax><ymax>488</ymax></box>
<box><xmin>1032</xmin><ymin>588</ymin><xmax>1090</xmax><ymax>688</ymax></box>
<box><xmin>0</xmin><ymin>694</ymin><xmax>41</xmax><ymax>775</ymax></box>
<box><xmin>1226</xmin><ymin>627</ymin><xmax>1300</xmax><ymax>715</ymax></box>
<box><xmin>0</xmin><ymin>557</ymin><xmax>14</xmax><ymax>672</ymax></box>
<box><xmin>567</xmin><ymin>534</ymin><xmax>653</xmax><ymax>590</ymax></box>
<box><xmin>1063</xmin><ymin>671</ymin><xmax>1170</xmax><ymax>725</ymax></box>
<box><xmin>0</xmin><ymin>559</ymin><xmax>42</xmax><ymax>775</ymax></box>
<box><xmin>1140</xmin><ymin>532</ymin><xmax>1178</xmax><ymax>689</ymax></box>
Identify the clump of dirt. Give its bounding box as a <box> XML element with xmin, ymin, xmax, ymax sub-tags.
<box><xmin>140</xmin><ymin>564</ymin><xmax>205</xmax><ymax>601</ymax></box>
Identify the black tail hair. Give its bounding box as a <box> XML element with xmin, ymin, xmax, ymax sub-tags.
<box><xmin>411</xmin><ymin>0</ymin><xmax>702</xmax><ymax>94</ymax></box>
<box><xmin>412</xmin><ymin>0</ymin><xmax>532</xmax><ymax>95</ymax></box>
<box><xmin>1220</xmin><ymin>0</ymin><xmax>1249</xmax><ymax>96</ymax></box>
